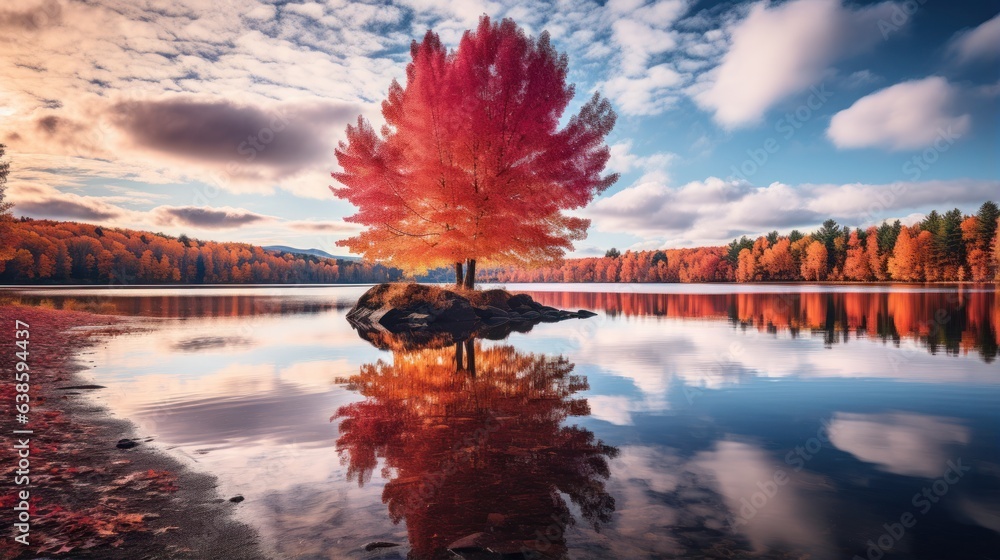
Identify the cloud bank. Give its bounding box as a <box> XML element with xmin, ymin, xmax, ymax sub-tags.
<box><xmin>586</xmin><ymin>176</ymin><xmax>1000</xmax><ymax>246</ymax></box>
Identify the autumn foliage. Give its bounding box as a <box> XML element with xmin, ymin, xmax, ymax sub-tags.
<box><xmin>479</xmin><ymin>202</ymin><xmax>1000</xmax><ymax>284</ymax></box>
<box><xmin>0</xmin><ymin>218</ymin><xmax>402</xmax><ymax>284</ymax></box>
<box><xmin>332</xmin><ymin>17</ymin><xmax>618</xmax><ymax>288</ymax></box>
<box><xmin>4</xmin><ymin>201</ymin><xmax>998</xmax><ymax>286</ymax></box>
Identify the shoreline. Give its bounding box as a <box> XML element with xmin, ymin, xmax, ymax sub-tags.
<box><xmin>0</xmin><ymin>305</ymin><xmax>268</xmax><ymax>559</ymax></box>
<box><xmin>1</xmin><ymin>279</ymin><xmax>997</xmax><ymax>290</ymax></box>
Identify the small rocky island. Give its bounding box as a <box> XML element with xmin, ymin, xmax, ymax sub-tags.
<box><xmin>346</xmin><ymin>283</ymin><xmax>597</xmax><ymax>347</ymax></box>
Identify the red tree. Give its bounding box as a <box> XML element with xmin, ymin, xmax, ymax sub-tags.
<box><xmin>332</xmin><ymin>17</ymin><xmax>618</xmax><ymax>289</ymax></box>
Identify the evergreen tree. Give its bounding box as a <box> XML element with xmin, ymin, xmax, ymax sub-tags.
<box><xmin>976</xmin><ymin>201</ymin><xmax>999</xmax><ymax>249</ymax></box>
<box><xmin>726</xmin><ymin>236</ymin><xmax>754</xmax><ymax>266</ymax></box>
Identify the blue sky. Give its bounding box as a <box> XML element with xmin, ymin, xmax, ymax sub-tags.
<box><xmin>0</xmin><ymin>0</ymin><xmax>997</xmax><ymax>257</ymax></box>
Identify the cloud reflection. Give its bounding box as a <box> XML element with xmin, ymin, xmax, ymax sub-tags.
<box><xmin>828</xmin><ymin>412</ymin><xmax>970</xmax><ymax>478</ymax></box>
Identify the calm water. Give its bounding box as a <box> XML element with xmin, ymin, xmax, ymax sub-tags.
<box><xmin>3</xmin><ymin>284</ymin><xmax>999</xmax><ymax>559</ymax></box>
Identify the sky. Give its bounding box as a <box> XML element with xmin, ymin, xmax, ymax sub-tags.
<box><xmin>0</xmin><ymin>0</ymin><xmax>997</xmax><ymax>257</ymax></box>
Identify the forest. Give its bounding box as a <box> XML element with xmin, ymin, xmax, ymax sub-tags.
<box><xmin>2</xmin><ymin>202</ymin><xmax>998</xmax><ymax>286</ymax></box>
<box><xmin>0</xmin><ymin>218</ymin><xmax>403</xmax><ymax>285</ymax></box>
<box><xmin>480</xmin><ymin>202</ymin><xmax>1000</xmax><ymax>284</ymax></box>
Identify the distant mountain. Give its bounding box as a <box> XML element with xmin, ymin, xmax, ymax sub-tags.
<box><xmin>264</xmin><ymin>245</ymin><xmax>361</xmax><ymax>261</ymax></box>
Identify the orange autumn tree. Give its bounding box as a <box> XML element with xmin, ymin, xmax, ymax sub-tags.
<box><xmin>842</xmin><ymin>229</ymin><xmax>873</xmax><ymax>281</ymax></box>
<box><xmin>331</xmin><ymin>17</ymin><xmax>618</xmax><ymax>289</ymax></box>
<box><xmin>801</xmin><ymin>240</ymin><xmax>828</xmax><ymax>281</ymax></box>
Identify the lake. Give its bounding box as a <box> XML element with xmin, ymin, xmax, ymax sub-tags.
<box><xmin>3</xmin><ymin>283</ymin><xmax>999</xmax><ymax>559</ymax></box>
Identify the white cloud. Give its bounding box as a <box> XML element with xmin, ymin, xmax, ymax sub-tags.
<box><xmin>601</xmin><ymin>64</ymin><xmax>687</xmax><ymax>115</ymax></box>
<box><xmin>283</xmin><ymin>2</ymin><xmax>326</xmax><ymax>21</ymax></box>
<box><xmin>948</xmin><ymin>12</ymin><xmax>1000</xmax><ymax>64</ymax></box>
<box><xmin>694</xmin><ymin>0</ymin><xmax>902</xmax><ymax>129</ymax></box>
<box><xmin>611</xmin><ymin>16</ymin><xmax>679</xmax><ymax>76</ymax></box>
<box><xmin>606</xmin><ymin>140</ymin><xmax>677</xmax><ymax>180</ymax></box>
<box><xmin>0</xmin><ymin>0</ymin><xmax>402</xmax><ymax>184</ymax></box>
<box><xmin>585</xmin><ymin>176</ymin><xmax>1000</xmax><ymax>246</ymax></box>
<box><xmin>827</xmin><ymin>76</ymin><xmax>971</xmax><ymax>151</ymax></box>
<box><xmin>598</xmin><ymin>0</ymin><xmax>695</xmax><ymax>116</ymax></box>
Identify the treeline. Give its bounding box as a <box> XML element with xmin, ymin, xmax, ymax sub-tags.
<box><xmin>3</xmin><ymin>203</ymin><xmax>998</xmax><ymax>286</ymax></box>
<box><xmin>484</xmin><ymin>202</ymin><xmax>1000</xmax><ymax>283</ymax></box>
<box><xmin>0</xmin><ymin>218</ymin><xmax>404</xmax><ymax>285</ymax></box>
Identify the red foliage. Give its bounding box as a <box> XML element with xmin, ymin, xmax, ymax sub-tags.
<box><xmin>332</xmin><ymin>17</ymin><xmax>618</xmax><ymax>276</ymax></box>
<box><xmin>0</xmin><ymin>306</ymin><xmax>176</xmax><ymax>558</ymax></box>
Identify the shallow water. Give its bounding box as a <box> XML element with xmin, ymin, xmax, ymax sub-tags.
<box><xmin>4</xmin><ymin>283</ymin><xmax>999</xmax><ymax>559</ymax></box>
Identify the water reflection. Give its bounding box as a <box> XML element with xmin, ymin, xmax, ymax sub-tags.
<box><xmin>334</xmin><ymin>337</ymin><xmax>618</xmax><ymax>559</ymax></box>
<box><xmin>4</xmin><ymin>285</ymin><xmax>998</xmax><ymax>361</ymax></box>
<box><xmin>3</xmin><ymin>285</ymin><xmax>998</xmax><ymax>558</ymax></box>
<box><xmin>0</xmin><ymin>287</ymin><xmax>360</xmax><ymax>318</ymax></box>
<box><xmin>526</xmin><ymin>287</ymin><xmax>999</xmax><ymax>361</ymax></box>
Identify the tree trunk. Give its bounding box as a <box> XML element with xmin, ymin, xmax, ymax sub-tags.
<box><xmin>455</xmin><ymin>341</ymin><xmax>464</xmax><ymax>372</ymax></box>
<box><xmin>463</xmin><ymin>258</ymin><xmax>476</xmax><ymax>290</ymax></box>
<box><xmin>464</xmin><ymin>339</ymin><xmax>476</xmax><ymax>377</ymax></box>
<box><xmin>454</xmin><ymin>261</ymin><xmax>464</xmax><ymax>288</ymax></box>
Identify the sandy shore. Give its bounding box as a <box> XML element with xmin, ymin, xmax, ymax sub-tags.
<box><xmin>0</xmin><ymin>305</ymin><xmax>269</xmax><ymax>560</ymax></box>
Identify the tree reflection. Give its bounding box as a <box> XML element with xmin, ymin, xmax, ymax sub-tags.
<box><xmin>334</xmin><ymin>339</ymin><xmax>618</xmax><ymax>559</ymax></box>
<box><xmin>526</xmin><ymin>289</ymin><xmax>1000</xmax><ymax>362</ymax></box>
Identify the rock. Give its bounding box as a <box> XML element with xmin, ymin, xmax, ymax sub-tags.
<box><xmin>576</xmin><ymin>310</ymin><xmax>598</xmax><ymax>318</ymax></box>
<box><xmin>57</xmin><ymin>384</ymin><xmax>106</xmax><ymax>390</ymax></box>
<box><xmin>506</xmin><ymin>294</ymin><xmax>535</xmax><ymax>309</ymax></box>
<box><xmin>116</xmin><ymin>438</ymin><xmax>138</xmax><ymax>449</ymax></box>
<box><xmin>346</xmin><ymin>284</ymin><xmax>597</xmax><ymax>345</ymax></box>
<box><xmin>474</xmin><ymin>305</ymin><xmax>511</xmax><ymax>320</ymax></box>
<box><xmin>486</xmin><ymin>305</ymin><xmax>510</xmax><ymax>317</ymax></box>
<box><xmin>437</xmin><ymin>300</ymin><xmax>477</xmax><ymax>323</ymax></box>
<box><xmin>364</xmin><ymin>542</ymin><xmax>400</xmax><ymax>551</ymax></box>
<box><xmin>378</xmin><ymin>308</ymin><xmax>409</xmax><ymax>332</ymax></box>
<box><xmin>477</xmin><ymin>289</ymin><xmax>514</xmax><ymax>310</ymax></box>
<box><xmin>229</xmin><ymin>495</ymin><xmax>244</xmax><ymax>503</ymax></box>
